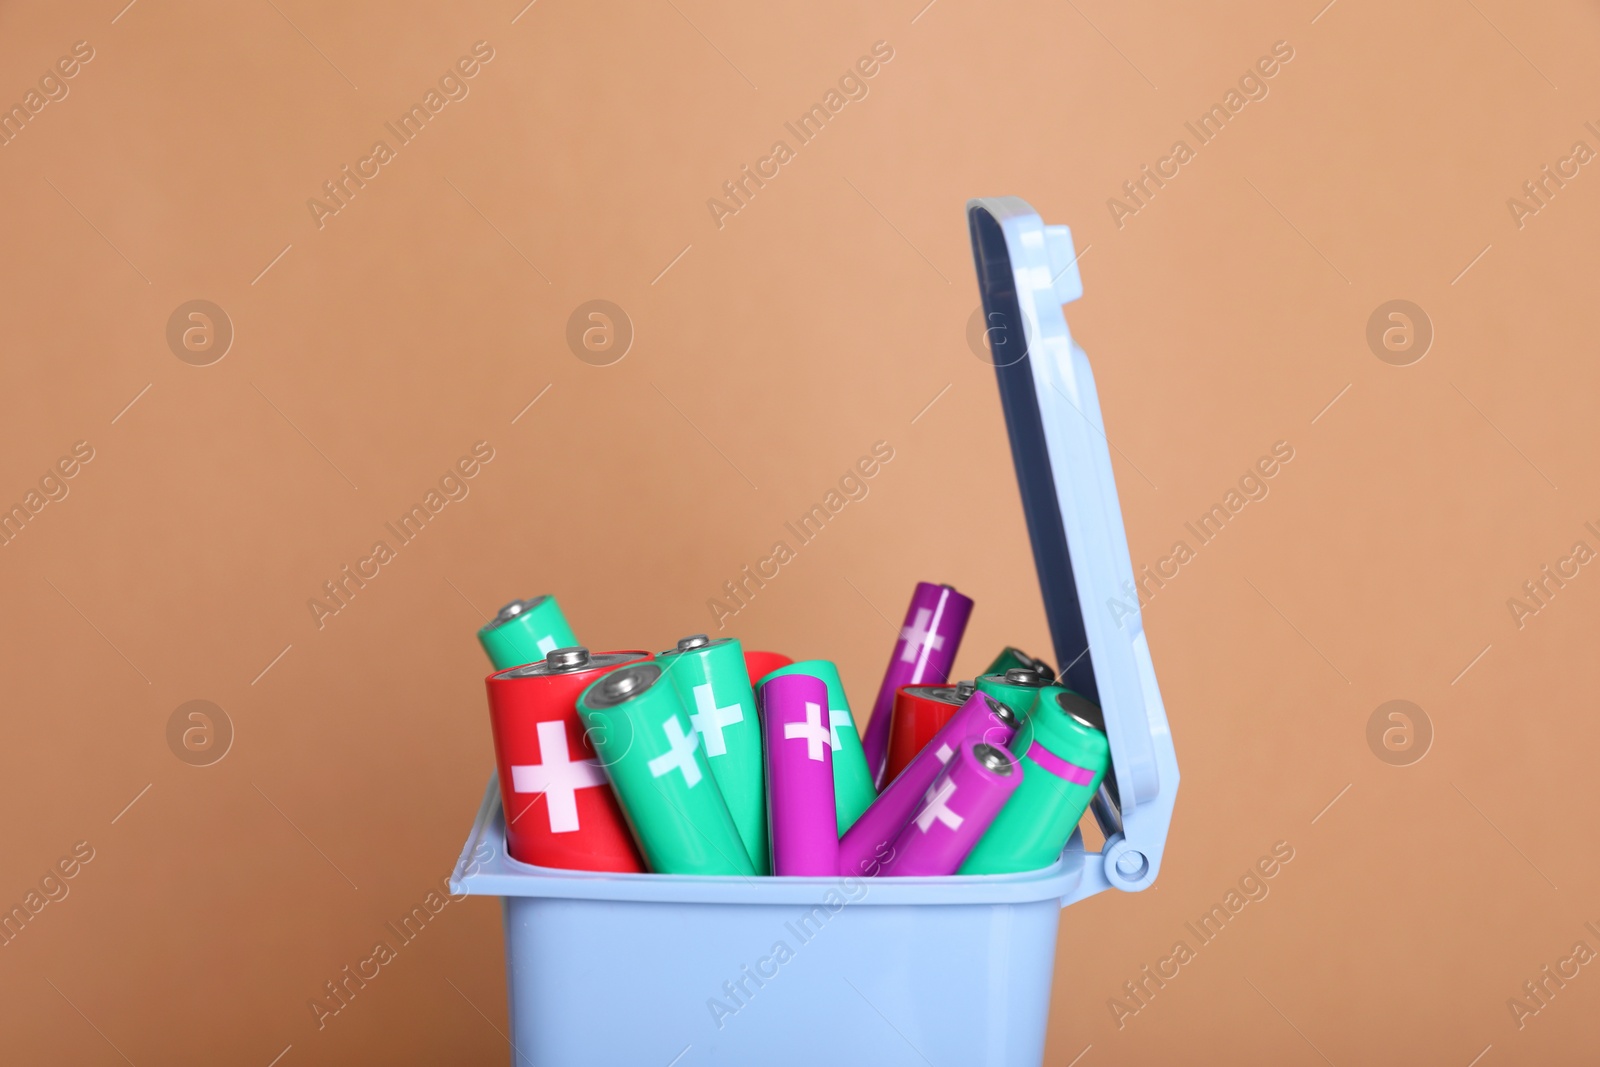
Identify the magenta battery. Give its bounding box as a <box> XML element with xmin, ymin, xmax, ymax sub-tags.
<box><xmin>837</xmin><ymin>689</ymin><xmax>1018</xmax><ymax>878</ymax></box>
<box><xmin>878</xmin><ymin>741</ymin><xmax>1020</xmax><ymax>877</ymax></box>
<box><xmin>861</xmin><ymin>581</ymin><xmax>974</xmax><ymax>786</ymax></box>
<box><xmin>759</xmin><ymin>672</ymin><xmax>839</xmax><ymax>877</ymax></box>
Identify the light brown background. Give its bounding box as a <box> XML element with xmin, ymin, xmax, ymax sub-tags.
<box><xmin>3</xmin><ymin>0</ymin><xmax>1598</xmax><ymax>1063</ymax></box>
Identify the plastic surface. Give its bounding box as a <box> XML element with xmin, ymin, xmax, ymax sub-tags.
<box><xmin>453</xmin><ymin>779</ymin><xmax>1083</xmax><ymax>1067</ymax></box>
<box><xmin>967</xmin><ymin>197</ymin><xmax>1179</xmax><ymax>900</ymax></box>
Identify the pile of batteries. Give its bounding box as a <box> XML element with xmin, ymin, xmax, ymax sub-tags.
<box><xmin>479</xmin><ymin>581</ymin><xmax>1110</xmax><ymax>879</ymax></box>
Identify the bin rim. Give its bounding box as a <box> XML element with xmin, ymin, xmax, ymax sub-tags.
<box><xmin>451</xmin><ymin>776</ymin><xmax>1087</xmax><ymax>907</ymax></box>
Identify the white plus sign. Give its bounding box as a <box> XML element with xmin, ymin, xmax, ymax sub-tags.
<box><xmin>828</xmin><ymin>708</ymin><xmax>852</xmax><ymax>750</ymax></box>
<box><xmin>510</xmin><ymin>720</ymin><xmax>608</xmax><ymax>833</ymax></box>
<box><xmin>914</xmin><ymin>778</ymin><xmax>963</xmax><ymax>833</ymax></box>
<box><xmin>536</xmin><ymin>636</ymin><xmax>558</xmax><ymax>656</ymax></box>
<box><xmin>899</xmin><ymin>608</ymin><xmax>945</xmax><ymax>663</ymax></box>
<box><xmin>783</xmin><ymin>701</ymin><xmax>832</xmax><ymax>762</ymax></box>
<box><xmin>648</xmin><ymin>717</ymin><xmax>702</xmax><ymax>788</ymax></box>
<box><xmin>689</xmin><ymin>682</ymin><xmax>744</xmax><ymax>757</ymax></box>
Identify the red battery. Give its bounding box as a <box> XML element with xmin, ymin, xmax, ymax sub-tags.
<box><xmin>485</xmin><ymin>647</ymin><xmax>651</xmax><ymax>873</ymax></box>
<box><xmin>743</xmin><ymin>650</ymin><xmax>794</xmax><ymax>687</ymax></box>
<box><xmin>884</xmin><ymin>681</ymin><xmax>976</xmax><ymax>785</ymax></box>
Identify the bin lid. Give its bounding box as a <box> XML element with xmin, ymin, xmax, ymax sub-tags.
<box><xmin>967</xmin><ymin>197</ymin><xmax>1179</xmax><ymax>899</ymax></box>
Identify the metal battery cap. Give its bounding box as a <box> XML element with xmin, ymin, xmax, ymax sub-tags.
<box><xmin>547</xmin><ymin>647</ymin><xmax>589</xmax><ymax>670</ymax></box>
<box><xmin>500</xmin><ymin>649</ymin><xmax>639</xmax><ymax>679</ymax></box>
<box><xmin>903</xmin><ymin>684</ymin><xmax>962</xmax><ymax>705</ymax></box>
<box><xmin>662</xmin><ymin>634</ymin><xmax>731</xmax><ymax>656</ymax></box>
<box><xmin>481</xmin><ymin>595</ymin><xmax>550</xmax><ymax>632</ymax></box>
<box><xmin>1056</xmin><ymin>690</ymin><xmax>1105</xmax><ymax>732</ymax></box>
<box><xmin>973</xmin><ymin>742</ymin><xmax>1014</xmax><ymax>775</ymax></box>
<box><xmin>984</xmin><ymin>693</ymin><xmax>1019</xmax><ymax>728</ymax></box>
<box><xmin>584</xmin><ymin>662</ymin><xmax>663</xmax><ymax>708</ymax></box>
<box><xmin>1003</xmin><ymin>667</ymin><xmax>1044</xmax><ymax>686</ymax></box>
<box><xmin>954</xmin><ymin>680</ymin><xmax>977</xmax><ymax>701</ymax></box>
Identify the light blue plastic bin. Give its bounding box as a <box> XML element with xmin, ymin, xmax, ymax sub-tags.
<box><xmin>453</xmin><ymin>779</ymin><xmax>1088</xmax><ymax>1066</ymax></box>
<box><xmin>450</xmin><ymin>197</ymin><xmax>1180</xmax><ymax>1066</ymax></box>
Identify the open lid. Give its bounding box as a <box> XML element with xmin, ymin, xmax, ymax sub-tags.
<box><xmin>967</xmin><ymin>197</ymin><xmax>1179</xmax><ymax>902</ymax></box>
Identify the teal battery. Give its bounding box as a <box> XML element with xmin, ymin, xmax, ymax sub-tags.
<box><xmin>576</xmin><ymin>662</ymin><xmax>756</xmax><ymax>877</ymax></box>
<box><xmin>477</xmin><ymin>596</ymin><xmax>579</xmax><ymax>670</ymax></box>
<box><xmin>658</xmin><ymin>634</ymin><xmax>769</xmax><ymax>874</ymax></box>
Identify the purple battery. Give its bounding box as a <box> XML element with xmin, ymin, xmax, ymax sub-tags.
<box><xmin>861</xmin><ymin>582</ymin><xmax>973</xmax><ymax>786</ymax></box>
<box><xmin>838</xmin><ymin>690</ymin><xmax>1017</xmax><ymax>877</ymax></box>
<box><xmin>760</xmin><ymin>672</ymin><xmax>839</xmax><ymax>876</ymax></box>
<box><xmin>879</xmin><ymin>740</ymin><xmax>1020</xmax><ymax>877</ymax></box>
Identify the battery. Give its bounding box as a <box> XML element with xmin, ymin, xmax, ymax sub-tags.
<box><xmin>478</xmin><ymin>595</ymin><xmax>580</xmax><ymax>671</ymax></box>
<box><xmin>861</xmin><ymin>582</ymin><xmax>975</xmax><ymax>787</ymax></box>
<box><xmin>975</xmin><ymin>667</ymin><xmax>1050</xmax><ymax>723</ymax></box>
<box><xmin>959</xmin><ymin>686</ymin><xmax>1110</xmax><ymax>875</ymax></box>
<box><xmin>883</xmin><ymin>681</ymin><xmax>976</xmax><ymax>786</ymax></box>
<box><xmin>758</xmin><ymin>673</ymin><xmax>839</xmax><ymax>876</ymax></box>
<box><xmin>757</xmin><ymin>660</ymin><xmax>877</xmax><ymax>833</ymax></box>
<box><xmin>485</xmin><ymin>647</ymin><xmax>649</xmax><ymax>873</ymax></box>
<box><xmin>576</xmin><ymin>662</ymin><xmax>756</xmax><ymax>877</ymax></box>
<box><xmin>878</xmin><ymin>741</ymin><xmax>1021</xmax><ymax>877</ymax></box>
<box><xmin>743</xmin><ymin>650</ymin><xmax>794</xmax><ymax>687</ymax></box>
<box><xmin>983</xmin><ymin>647</ymin><xmax>1056</xmax><ymax>683</ymax></box>
<box><xmin>1067</xmin><ymin>695</ymin><xmax>1124</xmax><ymax>837</ymax></box>
<box><xmin>838</xmin><ymin>690</ymin><xmax>1018</xmax><ymax>877</ymax></box>
<box><xmin>656</xmin><ymin>634</ymin><xmax>769</xmax><ymax>874</ymax></box>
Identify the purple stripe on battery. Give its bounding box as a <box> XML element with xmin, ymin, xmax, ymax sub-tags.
<box><xmin>861</xmin><ymin>582</ymin><xmax>974</xmax><ymax>787</ymax></box>
<box><xmin>838</xmin><ymin>688</ymin><xmax>1014</xmax><ymax>878</ymax></box>
<box><xmin>878</xmin><ymin>740</ymin><xmax>1020</xmax><ymax>877</ymax></box>
<box><xmin>760</xmin><ymin>673</ymin><xmax>838</xmax><ymax>876</ymax></box>
<box><xmin>1027</xmin><ymin>742</ymin><xmax>1095</xmax><ymax>785</ymax></box>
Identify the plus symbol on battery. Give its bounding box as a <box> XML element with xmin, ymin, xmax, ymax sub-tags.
<box><xmin>784</xmin><ymin>702</ymin><xmax>832</xmax><ymax>762</ymax></box>
<box><xmin>899</xmin><ymin>609</ymin><xmax>945</xmax><ymax>663</ymax></box>
<box><xmin>914</xmin><ymin>779</ymin><xmax>963</xmax><ymax>833</ymax></box>
<box><xmin>648</xmin><ymin>717</ymin><xmax>702</xmax><ymax>788</ymax></box>
<box><xmin>827</xmin><ymin>708</ymin><xmax>853</xmax><ymax>750</ymax></box>
<box><xmin>510</xmin><ymin>720</ymin><xmax>608</xmax><ymax>833</ymax></box>
<box><xmin>690</xmin><ymin>683</ymin><xmax>744</xmax><ymax>758</ymax></box>
<box><xmin>935</xmin><ymin>742</ymin><xmax>954</xmax><ymax>763</ymax></box>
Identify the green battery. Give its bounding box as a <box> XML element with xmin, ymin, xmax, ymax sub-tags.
<box><xmin>577</xmin><ymin>661</ymin><xmax>756</xmax><ymax>877</ymax></box>
<box><xmin>757</xmin><ymin>659</ymin><xmax>877</xmax><ymax>834</ymax></box>
<box><xmin>975</xmin><ymin>667</ymin><xmax>1051</xmax><ymax>722</ymax></box>
<box><xmin>477</xmin><ymin>595</ymin><xmax>579</xmax><ymax>670</ymax></box>
<box><xmin>657</xmin><ymin>635</ymin><xmax>769</xmax><ymax>874</ymax></box>
<box><xmin>959</xmin><ymin>686</ymin><xmax>1110</xmax><ymax>875</ymax></box>
<box><xmin>983</xmin><ymin>647</ymin><xmax>1056</xmax><ymax>683</ymax></box>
